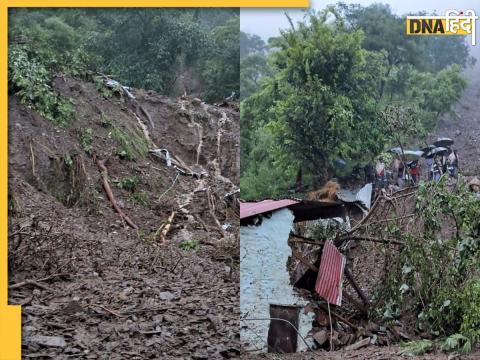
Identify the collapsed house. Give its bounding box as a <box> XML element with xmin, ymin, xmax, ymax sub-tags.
<box><xmin>240</xmin><ymin>184</ymin><xmax>374</xmax><ymax>353</ymax></box>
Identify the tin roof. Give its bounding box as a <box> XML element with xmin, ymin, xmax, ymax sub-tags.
<box><xmin>240</xmin><ymin>199</ymin><xmax>300</xmax><ymax>219</ymax></box>
<box><xmin>336</xmin><ymin>183</ymin><xmax>373</xmax><ymax>210</ymax></box>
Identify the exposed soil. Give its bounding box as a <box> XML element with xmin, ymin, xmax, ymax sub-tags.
<box><xmin>8</xmin><ymin>76</ymin><xmax>240</xmax><ymax>359</ymax></box>
<box><xmin>431</xmin><ymin>46</ymin><xmax>480</xmax><ymax>177</ymax></box>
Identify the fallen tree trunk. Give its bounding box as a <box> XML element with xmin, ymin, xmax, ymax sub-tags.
<box><xmin>94</xmin><ymin>156</ymin><xmax>138</xmax><ymax>230</ymax></box>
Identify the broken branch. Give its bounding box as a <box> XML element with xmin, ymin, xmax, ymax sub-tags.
<box><xmin>344</xmin><ymin>267</ymin><xmax>370</xmax><ymax>307</ymax></box>
<box><xmin>94</xmin><ymin>156</ymin><xmax>138</xmax><ymax>229</ymax></box>
<box><xmin>160</xmin><ymin>211</ymin><xmax>175</xmax><ymax>243</ymax></box>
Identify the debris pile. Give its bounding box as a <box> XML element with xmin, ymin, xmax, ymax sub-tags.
<box><xmin>8</xmin><ymin>75</ymin><xmax>240</xmax><ymax>358</ymax></box>
<box><xmin>240</xmin><ymin>184</ymin><xmax>421</xmax><ymax>353</ymax></box>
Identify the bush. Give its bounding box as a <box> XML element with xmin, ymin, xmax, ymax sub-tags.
<box><xmin>80</xmin><ymin>128</ymin><xmax>93</xmax><ymax>154</ymax></box>
<box><xmin>179</xmin><ymin>239</ymin><xmax>199</xmax><ymax>251</ymax></box>
<box><xmin>379</xmin><ymin>177</ymin><xmax>480</xmax><ymax>352</ymax></box>
<box><xmin>117</xmin><ymin>176</ymin><xmax>139</xmax><ymax>192</ymax></box>
<box><xmin>8</xmin><ymin>45</ymin><xmax>75</xmax><ymax>126</ymax></box>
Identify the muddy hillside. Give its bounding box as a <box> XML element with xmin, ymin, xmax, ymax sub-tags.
<box><xmin>431</xmin><ymin>46</ymin><xmax>480</xmax><ymax>177</ymax></box>
<box><xmin>8</xmin><ymin>76</ymin><xmax>240</xmax><ymax>359</ymax></box>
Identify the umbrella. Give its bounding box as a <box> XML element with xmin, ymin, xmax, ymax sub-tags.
<box><xmin>389</xmin><ymin>147</ymin><xmax>402</xmax><ymax>155</ymax></box>
<box><xmin>401</xmin><ymin>150</ymin><xmax>424</xmax><ymax>162</ymax></box>
<box><xmin>425</xmin><ymin>147</ymin><xmax>448</xmax><ymax>158</ymax></box>
<box><xmin>434</xmin><ymin>137</ymin><xmax>454</xmax><ymax>148</ymax></box>
<box><xmin>421</xmin><ymin>145</ymin><xmax>436</xmax><ymax>155</ymax></box>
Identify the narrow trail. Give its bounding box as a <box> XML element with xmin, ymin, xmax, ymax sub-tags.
<box><xmin>433</xmin><ymin>46</ymin><xmax>480</xmax><ymax>176</ymax></box>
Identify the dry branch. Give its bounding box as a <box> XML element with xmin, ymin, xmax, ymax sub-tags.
<box><xmin>160</xmin><ymin>211</ymin><xmax>175</xmax><ymax>243</ymax></box>
<box><xmin>206</xmin><ymin>188</ymin><xmax>226</xmax><ymax>237</ymax></box>
<box><xmin>29</xmin><ymin>142</ymin><xmax>36</xmax><ymax>177</ymax></box>
<box><xmin>317</xmin><ymin>302</ymin><xmax>358</xmax><ymax>330</ymax></box>
<box><xmin>94</xmin><ymin>156</ymin><xmax>138</xmax><ymax>230</ymax></box>
<box><xmin>339</xmin><ymin>235</ymin><xmax>404</xmax><ymax>246</ymax></box>
<box><xmin>345</xmin><ymin>267</ymin><xmax>370</xmax><ymax>307</ymax></box>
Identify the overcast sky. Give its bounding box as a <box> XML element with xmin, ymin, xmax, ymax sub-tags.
<box><xmin>241</xmin><ymin>0</ymin><xmax>480</xmax><ymax>41</ymax></box>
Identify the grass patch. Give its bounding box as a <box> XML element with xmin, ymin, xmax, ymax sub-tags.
<box><xmin>110</xmin><ymin>123</ymin><xmax>149</xmax><ymax>161</ymax></box>
<box><xmin>117</xmin><ymin>175</ymin><xmax>139</xmax><ymax>192</ymax></box>
<box><xmin>179</xmin><ymin>239</ymin><xmax>199</xmax><ymax>251</ymax></box>
<box><xmin>80</xmin><ymin>128</ymin><xmax>93</xmax><ymax>155</ymax></box>
<box><xmin>129</xmin><ymin>191</ymin><xmax>148</xmax><ymax>206</ymax></box>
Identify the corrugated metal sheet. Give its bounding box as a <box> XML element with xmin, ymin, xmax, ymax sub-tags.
<box><xmin>240</xmin><ymin>199</ymin><xmax>300</xmax><ymax>219</ymax></box>
<box><xmin>315</xmin><ymin>240</ymin><xmax>346</xmax><ymax>305</ymax></box>
<box><xmin>337</xmin><ymin>183</ymin><xmax>372</xmax><ymax>210</ymax></box>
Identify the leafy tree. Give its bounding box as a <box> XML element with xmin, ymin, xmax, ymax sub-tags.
<box><xmin>240</xmin><ymin>53</ymin><xmax>270</xmax><ymax>100</ymax></box>
<box><xmin>201</xmin><ymin>16</ymin><xmax>240</xmax><ymax>102</ymax></box>
<box><xmin>240</xmin><ymin>4</ymin><xmax>471</xmax><ymax>200</ymax></box>
<box><xmin>8</xmin><ymin>8</ymin><xmax>239</xmax><ymax>104</ymax></box>
<box><xmin>242</xmin><ymin>12</ymin><xmax>388</xmax><ymax>196</ymax></box>
<box><xmin>240</xmin><ymin>31</ymin><xmax>267</xmax><ymax>59</ymax></box>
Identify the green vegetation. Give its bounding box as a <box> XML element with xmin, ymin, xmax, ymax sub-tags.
<box><xmin>117</xmin><ymin>175</ymin><xmax>139</xmax><ymax>192</ymax></box>
<box><xmin>129</xmin><ymin>191</ymin><xmax>149</xmax><ymax>206</ymax></box>
<box><xmin>110</xmin><ymin>123</ymin><xmax>149</xmax><ymax>161</ymax></box>
<box><xmin>398</xmin><ymin>340</ymin><xmax>434</xmax><ymax>356</ymax></box>
<box><xmin>80</xmin><ymin>128</ymin><xmax>93</xmax><ymax>154</ymax></box>
<box><xmin>240</xmin><ymin>4</ymin><xmax>470</xmax><ymax>199</ymax></box>
<box><xmin>179</xmin><ymin>239</ymin><xmax>199</xmax><ymax>251</ymax></box>
<box><xmin>378</xmin><ymin>177</ymin><xmax>480</xmax><ymax>352</ymax></box>
<box><xmin>8</xmin><ymin>9</ymin><xmax>240</xmax><ymax>123</ymax></box>
<box><xmin>8</xmin><ymin>46</ymin><xmax>75</xmax><ymax>126</ymax></box>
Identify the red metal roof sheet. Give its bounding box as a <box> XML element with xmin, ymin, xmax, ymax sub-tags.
<box><xmin>240</xmin><ymin>199</ymin><xmax>300</xmax><ymax>219</ymax></box>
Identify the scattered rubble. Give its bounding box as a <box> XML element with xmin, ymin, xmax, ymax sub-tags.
<box><xmin>8</xmin><ymin>76</ymin><xmax>240</xmax><ymax>358</ymax></box>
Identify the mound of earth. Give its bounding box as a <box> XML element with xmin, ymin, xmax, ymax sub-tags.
<box><xmin>8</xmin><ymin>76</ymin><xmax>240</xmax><ymax>359</ymax></box>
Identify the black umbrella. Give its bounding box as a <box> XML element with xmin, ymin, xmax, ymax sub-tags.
<box><xmin>425</xmin><ymin>147</ymin><xmax>448</xmax><ymax>158</ymax></box>
<box><xmin>434</xmin><ymin>137</ymin><xmax>454</xmax><ymax>148</ymax></box>
<box><xmin>421</xmin><ymin>145</ymin><xmax>436</xmax><ymax>155</ymax></box>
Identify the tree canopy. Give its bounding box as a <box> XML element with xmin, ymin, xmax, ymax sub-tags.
<box><xmin>240</xmin><ymin>4</ymin><xmax>470</xmax><ymax>199</ymax></box>
<box><xmin>9</xmin><ymin>8</ymin><xmax>239</xmax><ymax>104</ymax></box>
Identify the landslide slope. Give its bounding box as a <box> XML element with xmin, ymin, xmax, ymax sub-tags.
<box><xmin>8</xmin><ymin>76</ymin><xmax>240</xmax><ymax>359</ymax></box>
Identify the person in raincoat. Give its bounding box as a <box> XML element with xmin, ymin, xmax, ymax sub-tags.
<box><xmin>433</xmin><ymin>154</ymin><xmax>443</xmax><ymax>182</ymax></box>
<box><xmin>408</xmin><ymin>160</ymin><xmax>420</xmax><ymax>185</ymax></box>
<box><xmin>447</xmin><ymin>149</ymin><xmax>458</xmax><ymax>178</ymax></box>
<box><xmin>425</xmin><ymin>157</ymin><xmax>434</xmax><ymax>181</ymax></box>
<box><xmin>393</xmin><ymin>157</ymin><xmax>405</xmax><ymax>188</ymax></box>
<box><xmin>376</xmin><ymin>158</ymin><xmax>387</xmax><ymax>189</ymax></box>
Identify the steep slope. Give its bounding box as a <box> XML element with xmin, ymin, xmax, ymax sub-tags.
<box><xmin>8</xmin><ymin>76</ymin><xmax>240</xmax><ymax>359</ymax></box>
<box><xmin>431</xmin><ymin>47</ymin><xmax>480</xmax><ymax>176</ymax></box>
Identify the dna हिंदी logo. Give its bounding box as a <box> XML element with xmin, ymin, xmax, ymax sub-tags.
<box><xmin>406</xmin><ymin>10</ymin><xmax>478</xmax><ymax>46</ymax></box>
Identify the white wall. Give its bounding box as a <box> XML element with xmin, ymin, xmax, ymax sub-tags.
<box><xmin>240</xmin><ymin>208</ymin><xmax>315</xmax><ymax>352</ymax></box>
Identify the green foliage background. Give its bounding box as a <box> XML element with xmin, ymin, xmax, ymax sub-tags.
<box><xmin>240</xmin><ymin>4</ymin><xmax>471</xmax><ymax>200</ymax></box>
<box><xmin>8</xmin><ymin>8</ymin><xmax>240</xmax><ymax>121</ymax></box>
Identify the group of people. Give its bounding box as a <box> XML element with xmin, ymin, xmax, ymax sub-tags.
<box><xmin>371</xmin><ymin>147</ymin><xmax>459</xmax><ymax>191</ymax></box>
<box><xmin>426</xmin><ymin>149</ymin><xmax>459</xmax><ymax>181</ymax></box>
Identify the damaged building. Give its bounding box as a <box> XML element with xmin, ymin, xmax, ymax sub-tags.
<box><xmin>240</xmin><ymin>184</ymin><xmax>373</xmax><ymax>353</ymax></box>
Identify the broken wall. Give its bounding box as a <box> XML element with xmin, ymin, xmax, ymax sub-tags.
<box><xmin>240</xmin><ymin>208</ymin><xmax>314</xmax><ymax>352</ymax></box>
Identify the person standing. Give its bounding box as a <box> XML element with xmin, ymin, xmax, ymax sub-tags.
<box><xmin>425</xmin><ymin>157</ymin><xmax>434</xmax><ymax>181</ymax></box>
<box><xmin>447</xmin><ymin>150</ymin><xmax>458</xmax><ymax>178</ymax></box>
<box><xmin>364</xmin><ymin>162</ymin><xmax>375</xmax><ymax>184</ymax></box>
<box><xmin>394</xmin><ymin>157</ymin><xmax>405</xmax><ymax>188</ymax></box>
<box><xmin>409</xmin><ymin>160</ymin><xmax>420</xmax><ymax>185</ymax></box>
<box><xmin>376</xmin><ymin>158</ymin><xmax>387</xmax><ymax>189</ymax></box>
<box><xmin>433</xmin><ymin>154</ymin><xmax>443</xmax><ymax>182</ymax></box>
